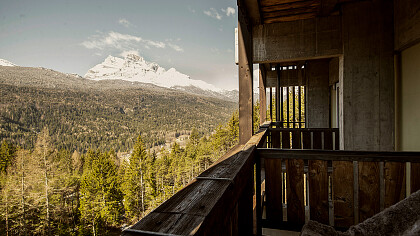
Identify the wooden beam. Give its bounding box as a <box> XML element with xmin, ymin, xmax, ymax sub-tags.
<box><xmin>239</xmin><ymin>8</ymin><xmax>254</xmax><ymax>144</ymax></box>
<box><xmin>264</xmin><ymin>12</ymin><xmax>317</xmax><ymax>23</ymax></box>
<box><xmin>262</xmin><ymin>6</ymin><xmax>319</xmax><ymax>19</ymax></box>
<box><xmin>258</xmin><ymin>149</ymin><xmax>420</xmax><ymax>163</ymax></box>
<box><xmin>259</xmin><ymin>64</ymin><xmax>267</xmax><ymax>125</ymax></box>
<box><xmin>261</xmin><ymin>0</ymin><xmax>321</xmax><ymax>12</ymax></box>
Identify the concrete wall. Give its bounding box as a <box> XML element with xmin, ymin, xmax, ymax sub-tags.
<box><xmin>307</xmin><ymin>60</ymin><xmax>330</xmax><ymax>128</ymax></box>
<box><xmin>340</xmin><ymin>0</ymin><xmax>395</xmax><ymax>151</ymax></box>
<box><xmin>399</xmin><ymin>42</ymin><xmax>420</xmax><ymax>151</ymax></box>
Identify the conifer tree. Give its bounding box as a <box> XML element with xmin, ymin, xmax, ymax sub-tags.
<box><xmin>79</xmin><ymin>150</ymin><xmax>123</xmax><ymax>234</ymax></box>
<box><xmin>122</xmin><ymin>135</ymin><xmax>148</xmax><ymax>222</ymax></box>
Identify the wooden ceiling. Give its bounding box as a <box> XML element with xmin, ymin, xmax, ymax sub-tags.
<box><xmin>260</xmin><ymin>0</ymin><xmax>323</xmax><ymax>24</ymax></box>
<box><xmin>242</xmin><ymin>0</ymin><xmax>348</xmax><ymax>25</ymax></box>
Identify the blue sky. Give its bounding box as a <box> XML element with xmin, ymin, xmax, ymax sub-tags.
<box><xmin>0</xmin><ymin>0</ymin><xmax>240</xmax><ymax>90</ymax></box>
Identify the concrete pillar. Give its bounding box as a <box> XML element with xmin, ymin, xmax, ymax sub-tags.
<box><xmin>238</xmin><ymin>8</ymin><xmax>253</xmax><ymax>145</ymax></box>
<box><xmin>340</xmin><ymin>0</ymin><xmax>395</xmax><ymax>151</ymax></box>
<box><xmin>306</xmin><ymin>60</ymin><xmax>330</xmax><ymax>128</ymax></box>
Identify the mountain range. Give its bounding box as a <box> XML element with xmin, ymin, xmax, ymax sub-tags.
<box><xmin>0</xmin><ymin>56</ymin><xmax>239</xmax><ymax>101</ymax></box>
<box><xmin>0</xmin><ymin>60</ymin><xmax>237</xmax><ymax>152</ymax></box>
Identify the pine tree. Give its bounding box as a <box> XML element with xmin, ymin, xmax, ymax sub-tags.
<box><xmin>121</xmin><ymin>135</ymin><xmax>148</xmax><ymax>222</ymax></box>
<box><xmin>79</xmin><ymin>150</ymin><xmax>123</xmax><ymax>234</ymax></box>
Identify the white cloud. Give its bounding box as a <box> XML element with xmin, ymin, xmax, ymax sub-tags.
<box><xmin>222</xmin><ymin>7</ymin><xmax>236</xmax><ymax>17</ymax></box>
<box><xmin>168</xmin><ymin>43</ymin><xmax>184</xmax><ymax>52</ymax></box>
<box><xmin>118</xmin><ymin>18</ymin><xmax>132</xmax><ymax>28</ymax></box>
<box><xmin>120</xmin><ymin>50</ymin><xmax>139</xmax><ymax>57</ymax></box>
<box><xmin>204</xmin><ymin>8</ymin><xmax>222</xmax><ymax>20</ymax></box>
<box><xmin>81</xmin><ymin>31</ymin><xmax>183</xmax><ymax>53</ymax></box>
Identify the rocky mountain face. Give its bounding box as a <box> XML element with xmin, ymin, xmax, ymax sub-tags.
<box><xmin>85</xmin><ymin>54</ymin><xmax>239</xmax><ymax>101</ymax></box>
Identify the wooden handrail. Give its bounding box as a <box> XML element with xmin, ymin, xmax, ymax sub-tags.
<box><xmin>123</xmin><ymin>126</ymin><xmax>268</xmax><ymax>235</ymax></box>
<box><xmin>258</xmin><ymin>148</ymin><xmax>420</xmax><ymax>163</ymax></box>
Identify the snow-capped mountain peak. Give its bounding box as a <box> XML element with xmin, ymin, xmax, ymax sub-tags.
<box><xmin>0</xmin><ymin>59</ymin><xmax>17</xmax><ymax>67</ymax></box>
<box><xmin>85</xmin><ymin>54</ymin><xmax>222</xmax><ymax>92</ymax></box>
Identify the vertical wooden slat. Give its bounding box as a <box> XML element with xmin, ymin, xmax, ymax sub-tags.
<box><xmin>324</xmin><ymin>130</ymin><xmax>333</xmax><ymax>150</ymax></box>
<box><xmin>411</xmin><ymin>163</ymin><xmax>420</xmax><ymax>193</ymax></box>
<box><xmin>259</xmin><ymin>66</ymin><xmax>267</xmax><ymax>125</ymax></box>
<box><xmin>313</xmin><ymin>131</ymin><xmax>322</xmax><ymax>150</ymax></box>
<box><xmin>309</xmin><ymin>160</ymin><xmax>329</xmax><ymax>224</ymax></box>
<box><xmin>334</xmin><ymin>130</ymin><xmax>340</xmax><ymax>150</ymax></box>
<box><xmin>287</xmin><ymin>87</ymin><xmax>290</xmax><ymax>128</ymax></box>
<box><xmin>265</xmin><ymin>159</ymin><xmax>283</xmax><ymax>224</ymax></box>
<box><xmin>281</xmin><ymin>86</ymin><xmax>284</xmax><ymax>127</ymax></box>
<box><xmin>333</xmin><ymin>161</ymin><xmax>354</xmax><ymax>228</ymax></box>
<box><xmin>299</xmin><ymin>86</ymin><xmax>302</xmax><ymax>128</ymax></box>
<box><xmin>384</xmin><ymin>162</ymin><xmax>406</xmax><ymax>208</ymax></box>
<box><xmin>269</xmin><ymin>87</ymin><xmax>273</xmax><ymax>121</ymax></box>
<box><xmin>271</xmin><ymin>130</ymin><xmax>280</xmax><ymax>148</ymax></box>
<box><xmin>255</xmin><ymin>160</ymin><xmax>262</xmax><ymax>236</ymax></box>
<box><xmin>293</xmin><ymin>86</ymin><xmax>296</xmax><ymax>128</ymax></box>
<box><xmin>286</xmin><ymin>159</ymin><xmax>305</xmax><ymax>228</ymax></box>
<box><xmin>276</xmin><ymin>67</ymin><xmax>281</xmax><ymax>123</ymax></box>
<box><xmin>282</xmin><ymin>131</ymin><xmax>290</xmax><ymax>149</ymax></box>
<box><xmin>358</xmin><ymin>162</ymin><xmax>380</xmax><ymax>222</ymax></box>
<box><xmin>302</xmin><ymin>131</ymin><xmax>311</xmax><ymax>149</ymax></box>
<box><xmin>238</xmin><ymin>174</ymin><xmax>254</xmax><ymax>236</ymax></box>
<box><xmin>292</xmin><ymin>130</ymin><xmax>301</xmax><ymax>149</ymax></box>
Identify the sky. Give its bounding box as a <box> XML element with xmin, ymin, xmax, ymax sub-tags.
<box><xmin>0</xmin><ymin>0</ymin><xmax>244</xmax><ymax>90</ymax></box>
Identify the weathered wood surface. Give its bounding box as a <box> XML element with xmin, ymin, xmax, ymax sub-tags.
<box><xmin>312</xmin><ymin>131</ymin><xmax>322</xmax><ymax>149</ymax></box>
<box><xmin>265</xmin><ymin>158</ymin><xmax>283</xmax><ymax>223</ymax></box>
<box><xmin>238</xmin><ymin>6</ymin><xmax>253</xmax><ymax>145</ymax></box>
<box><xmin>309</xmin><ymin>160</ymin><xmax>329</xmax><ymax>224</ymax></box>
<box><xmin>412</xmin><ymin>163</ymin><xmax>420</xmax><ymax>193</ymax></box>
<box><xmin>384</xmin><ymin>162</ymin><xmax>406</xmax><ymax>208</ymax></box>
<box><xmin>286</xmin><ymin>159</ymin><xmax>305</xmax><ymax>227</ymax></box>
<box><xmin>358</xmin><ymin>162</ymin><xmax>380</xmax><ymax>222</ymax></box>
<box><xmin>281</xmin><ymin>130</ymin><xmax>290</xmax><ymax>149</ymax></box>
<box><xmin>272</xmin><ymin>130</ymin><xmax>280</xmax><ymax>148</ymax></box>
<box><xmin>332</xmin><ymin>161</ymin><xmax>354</xmax><ymax>228</ymax></box>
<box><xmin>258</xmin><ymin>149</ymin><xmax>420</xmax><ymax>163</ymax></box>
<box><xmin>124</xmin><ymin>129</ymin><xmax>268</xmax><ymax>235</ymax></box>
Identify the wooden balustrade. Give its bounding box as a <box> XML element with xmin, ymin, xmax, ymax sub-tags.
<box><xmin>123</xmin><ymin>124</ymin><xmax>420</xmax><ymax>235</ymax></box>
<box><xmin>258</xmin><ymin>133</ymin><xmax>420</xmax><ymax>232</ymax></box>
<box><xmin>122</xmin><ymin>126</ymin><xmax>268</xmax><ymax>236</ymax></box>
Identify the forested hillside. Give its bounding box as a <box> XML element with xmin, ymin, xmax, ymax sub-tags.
<box><xmin>0</xmin><ymin>113</ymin><xmax>239</xmax><ymax>235</ymax></box>
<box><xmin>0</xmin><ymin>65</ymin><xmax>241</xmax><ymax>235</ymax></box>
<box><xmin>0</xmin><ymin>66</ymin><xmax>237</xmax><ymax>152</ymax></box>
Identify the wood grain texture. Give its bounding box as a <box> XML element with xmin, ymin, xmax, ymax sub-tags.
<box><xmin>265</xmin><ymin>159</ymin><xmax>283</xmax><ymax>223</ymax></box>
<box><xmin>313</xmin><ymin>131</ymin><xmax>322</xmax><ymax>149</ymax></box>
<box><xmin>286</xmin><ymin>159</ymin><xmax>305</xmax><ymax>227</ymax></box>
<box><xmin>324</xmin><ymin>130</ymin><xmax>333</xmax><ymax>150</ymax></box>
<box><xmin>309</xmin><ymin>160</ymin><xmax>329</xmax><ymax>224</ymax></box>
<box><xmin>292</xmin><ymin>130</ymin><xmax>302</xmax><ymax>149</ymax></box>
<box><xmin>358</xmin><ymin>162</ymin><xmax>380</xmax><ymax>222</ymax></box>
<box><xmin>384</xmin><ymin>162</ymin><xmax>406</xmax><ymax>208</ymax></box>
<box><xmin>272</xmin><ymin>130</ymin><xmax>280</xmax><ymax>148</ymax></box>
<box><xmin>281</xmin><ymin>130</ymin><xmax>291</xmax><ymax>149</ymax></box>
<box><xmin>302</xmin><ymin>131</ymin><xmax>311</xmax><ymax>149</ymax></box>
<box><xmin>411</xmin><ymin>163</ymin><xmax>420</xmax><ymax>193</ymax></box>
<box><xmin>332</xmin><ymin>161</ymin><xmax>354</xmax><ymax>228</ymax></box>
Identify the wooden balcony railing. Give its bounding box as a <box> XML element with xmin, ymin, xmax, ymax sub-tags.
<box><xmin>123</xmin><ymin>123</ymin><xmax>420</xmax><ymax>235</ymax></box>
<box><xmin>258</xmin><ymin>127</ymin><xmax>420</xmax><ymax>232</ymax></box>
<box><xmin>122</xmin><ymin>124</ymin><xmax>269</xmax><ymax>236</ymax></box>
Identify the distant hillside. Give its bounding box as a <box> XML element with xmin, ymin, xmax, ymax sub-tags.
<box><xmin>0</xmin><ymin>66</ymin><xmax>237</xmax><ymax>152</ymax></box>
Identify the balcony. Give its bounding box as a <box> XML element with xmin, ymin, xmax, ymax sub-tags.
<box><xmin>122</xmin><ymin>122</ymin><xmax>420</xmax><ymax>235</ymax></box>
